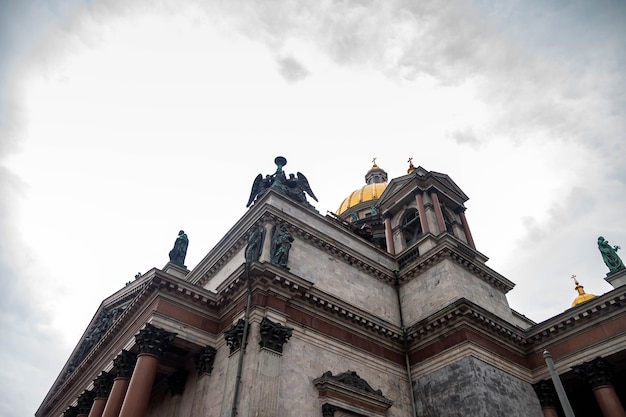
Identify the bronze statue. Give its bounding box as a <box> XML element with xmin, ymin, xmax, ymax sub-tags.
<box><xmin>169</xmin><ymin>230</ymin><xmax>189</xmax><ymax>267</ymax></box>
<box><xmin>245</xmin><ymin>224</ymin><xmax>265</xmax><ymax>262</ymax></box>
<box><xmin>597</xmin><ymin>236</ymin><xmax>625</xmax><ymax>273</ymax></box>
<box><xmin>270</xmin><ymin>223</ymin><xmax>294</xmax><ymax>269</ymax></box>
<box><xmin>247</xmin><ymin>156</ymin><xmax>318</xmax><ymax>208</ymax></box>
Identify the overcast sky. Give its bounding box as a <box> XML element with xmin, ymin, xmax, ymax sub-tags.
<box><xmin>1</xmin><ymin>1</ymin><xmax>625</xmax><ymax>416</ymax></box>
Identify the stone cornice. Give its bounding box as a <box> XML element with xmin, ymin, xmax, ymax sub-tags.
<box><xmin>407</xmin><ymin>298</ymin><xmax>527</xmax><ymax>349</ymax></box>
<box><xmin>301</xmin><ymin>289</ymin><xmax>403</xmax><ymax>341</ymax></box>
<box><xmin>407</xmin><ymin>288</ymin><xmax>626</xmax><ymax>356</ymax></box>
<box><xmin>213</xmin><ymin>262</ymin><xmax>403</xmax><ymax>342</ymax></box>
<box><xmin>524</xmin><ymin>286</ymin><xmax>626</xmax><ymax>348</ymax></box>
<box><xmin>400</xmin><ymin>240</ymin><xmax>515</xmax><ymax>293</ymax></box>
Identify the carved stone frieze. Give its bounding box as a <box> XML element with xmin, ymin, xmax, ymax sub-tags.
<box><xmin>224</xmin><ymin>319</ymin><xmax>248</xmax><ymax>354</ymax></box>
<box><xmin>60</xmin><ymin>306</ymin><xmax>125</xmax><ymax>382</ymax></box>
<box><xmin>259</xmin><ymin>317</ymin><xmax>293</xmax><ymax>354</ymax></box>
<box><xmin>195</xmin><ymin>346</ymin><xmax>217</xmax><ymax>376</ymax></box>
<box><xmin>135</xmin><ymin>323</ymin><xmax>177</xmax><ymax>358</ymax></box>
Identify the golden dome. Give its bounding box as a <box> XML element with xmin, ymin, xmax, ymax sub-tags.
<box><xmin>336</xmin><ymin>182</ymin><xmax>388</xmax><ymax>215</ymax></box>
<box><xmin>571</xmin><ymin>275</ymin><xmax>596</xmax><ymax>307</ymax></box>
<box><xmin>336</xmin><ymin>159</ymin><xmax>389</xmax><ymax>216</ymax></box>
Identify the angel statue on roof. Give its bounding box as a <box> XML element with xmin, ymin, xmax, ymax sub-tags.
<box><xmin>246</xmin><ymin>156</ymin><xmax>318</xmax><ymax>209</ymax></box>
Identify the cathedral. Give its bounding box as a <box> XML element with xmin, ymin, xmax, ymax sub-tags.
<box><xmin>36</xmin><ymin>157</ymin><xmax>626</xmax><ymax>417</ymax></box>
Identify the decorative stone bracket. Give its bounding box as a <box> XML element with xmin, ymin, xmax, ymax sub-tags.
<box><xmin>313</xmin><ymin>371</ymin><xmax>393</xmax><ymax>417</ymax></box>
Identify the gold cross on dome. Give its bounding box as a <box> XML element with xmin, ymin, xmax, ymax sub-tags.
<box><xmin>372</xmin><ymin>157</ymin><xmax>377</xmax><ymax>165</ymax></box>
<box><xmin>408</xmin><ymin>157</ymin><xmax>413</xmax><ymax>164</ymax></box>
<box><xmin>571</xmin><ymin>274</ymin><xmax>579</xmax><ymax>285</ymax></box>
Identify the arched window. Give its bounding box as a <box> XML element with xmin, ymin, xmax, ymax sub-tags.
<box><xmin>402</xmin><ymin>209</ymin><xmax>422</xmax><ymax>246</ymax></box>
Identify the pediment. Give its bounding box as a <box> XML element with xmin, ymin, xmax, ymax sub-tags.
<box><xmin>428</xmin><ymin>170</ymin><xmax>469</xmax><ymax>201</ymax></box>
<box><xmin>45</xmin><ymin>280</ymin><xmax>146</xmax><ymax>400</ymax></box>
<box><xmin>376</xmin><ymin>174</ymin><xmax>414</xmax><ymax>206</ymax></box>
<box><xmin>377</xmin><ymin>166</ymin><xmax>469</xmax><ymax>209</ymax></box>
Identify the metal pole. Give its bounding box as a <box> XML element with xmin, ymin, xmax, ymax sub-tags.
<box><xmin>543</xmin><ymin>350</ymin><xmax>576</xmax><ymax>417</ymax></box>
<box><xmin>393</xmin><ymin>270</ymin><xmax>419</xmax><ymax>417</ymax></box>
<box><xmin>230</xmin><ymin>263</ymin><xmax>253</xmax><ymax>417</ymax></box>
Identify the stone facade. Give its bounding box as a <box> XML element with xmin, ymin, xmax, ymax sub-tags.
<box><xmin>36</xmin><ymin>162</ymin><xmax>626</xmax><ymax>417</ymax></box>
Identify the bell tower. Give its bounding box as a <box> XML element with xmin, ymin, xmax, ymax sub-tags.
<box><xmin>333</xmin><ymin>159</ymin><xmax>520</xmax><ymax>326</ymax></box>
<box><xmin>372</xmin><ymin>159</ymin><xmax>518</xmax><ymax>325</ymax></box>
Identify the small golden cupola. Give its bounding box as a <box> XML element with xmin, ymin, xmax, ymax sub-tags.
<box><xmin>336</xmin><ymin>158</ymin><xmax>388</xmax><ymax>218</ymax></box>
<box><xmin>407</xmin><ymin>157</ymin><xmax>416</xmax><ymax>174</ymax></box>
<box><xmin>570</xmin><ymin>275</ymin><xmax>596</xmax><ymax>307</ymax></box>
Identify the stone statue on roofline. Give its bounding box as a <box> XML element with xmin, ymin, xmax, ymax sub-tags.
<box><xmin>597</xmin><ymin>236</ymin><xmax>625</xmax><ymax>274</ymax></box>
<box><xmin>169</xmin><ymin>230</ymin><xmax>189</xmax><ymax>267</ymax></box>
<box><xmin>246</xmin><ymin>156</ymin><xmax>318</xmax><ymax>209</ymax></box>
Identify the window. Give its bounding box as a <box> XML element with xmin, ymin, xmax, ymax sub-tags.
<box><xmin>401</xmin><ymin>209</ymin><xmax>422</xmax><ymax>246</ymax></box>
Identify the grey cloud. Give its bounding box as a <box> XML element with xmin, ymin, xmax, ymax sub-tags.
<box><xmin>449</xmin><ymin>126</ymin><xmax>481</xmax><ymax>148</ymax></box>
<box><xmin>214</xmin><ymin>0</ymin><xmax>625</xmax><ymax>153</ymax></box>
<box><xmin>277</xmin><ymin>55</ymin><xmax>310</xmax><ymax>83</ymax></box>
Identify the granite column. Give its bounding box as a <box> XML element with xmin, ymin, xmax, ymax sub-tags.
<box><xmin>573</xmin><ymin>357</ymin><xmax>626</xmax><ymax>417</ymax></box>
<box><xmin>118</xmin><ymin>324</ymin><xmax>176</xmax><ymax>417</ymax></box>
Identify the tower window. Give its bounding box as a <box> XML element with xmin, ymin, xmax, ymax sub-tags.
<box><xmin>402</xmin><ymin>209</ymin><xmax>422</xmax><ymax>246</ymax></box>
<box><xmin>442</xmin><ymin>206</ymin><xmax>455</xmax><ymax>234</ymax></box>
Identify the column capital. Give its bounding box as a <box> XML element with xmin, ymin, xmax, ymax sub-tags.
<box><xmin>322</xmin><ymin>403</ymin><xmax>337</xmax><ymax>417</ymax></box>
<box><xmin>224</xmin><ymin>319</ymin><xmax>248</xmax><ymax>354</ymax></box>
<box><xmin>573</xmin><ymin>356</ymin><xmax>616</xmax><ymax>388</ymax></box>
<box><xmin>77</xmin><ymin>391</ymin><xmax>95</xmax><ymax>415</ymax></box>
<box><xmin>113</xmin><ymin>350</ymin><xmax>137</xmax><ymax>378</ymax></box>
<box><xmin>195</xmin><ymin>346</ymin><xmax>217</xmax><ymax>376</ymax></box>
<box><xmin>259</xmin><ymin>317</ymin><xmax>293</xmax><ymax>354</ymax></box>
<box><xmin>532</xmin><ymin>380</ymin><xmax>558</xmax><ymax>408</ymax></box>
<box><xmin>167</xmin><ymin>370</ymin><xmax>189</xmax><ymax>396</ymax></box>
<box><xmin>64</xmin><ymin>406</ymin><xmax>79</xmax><ymax>417</ymax></box>
<box><xmin>93</xmin><ymin>371</ymin><xmax>115</xmax><ymax>398</ymax></box>
<box><xmin>135</xmin><ymin>323</ymin><xmax>177</xmax><ymax>358</ymax></box>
